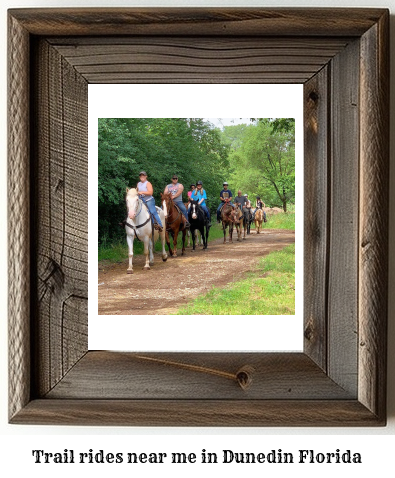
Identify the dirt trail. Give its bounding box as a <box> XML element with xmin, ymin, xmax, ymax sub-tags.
<box><xmin>98</xmin><ymin>229</ymin><xmax>295</xmax><ymax>315</ymax></box>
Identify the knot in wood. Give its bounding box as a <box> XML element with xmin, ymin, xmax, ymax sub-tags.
<box><xmin>308</xmin><ymin>91</ymin><xmax>319</xmax><ymax>103</ymax></box>
<box><xmin>236</xmin><ymin>365</ymin><xmax>255</xmax><ymax>390</ymax></box>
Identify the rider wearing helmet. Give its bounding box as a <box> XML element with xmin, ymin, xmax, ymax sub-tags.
<box><xmin>191</xmin><ymin>180</ymin><xmax>211</xmax><ymax>227</ymax></box>
<box><xmin>244</xmin><ymin>193</ymin><xmax>252</xmax><ymax>209</ymax></box>
<box><xmin>217</xmin><ymin>181</ymin><xmax>234</xmax><ymax>222</ymax></box>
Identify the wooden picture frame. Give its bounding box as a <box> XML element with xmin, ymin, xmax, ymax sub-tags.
<box><xmin>8</xmin><ymin>8</ymin><xmax>389</xmax><ymax>426</ymax></box>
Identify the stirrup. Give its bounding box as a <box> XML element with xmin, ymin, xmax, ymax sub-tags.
<box><xmin>154</xmin><ymin>223</ymin><xmax>163</xmax><ymax>232</ymax></box>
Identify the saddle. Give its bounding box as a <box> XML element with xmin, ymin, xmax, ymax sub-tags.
<box><xmin>121</xmin><ymin>201</ymin><xmax>158</xmax><ymax>239</ymax></box>
<box><xmin>221</xmin><ymin>204</ymin><xmax>235</xmax><ymax>222</ymax></box>
<box><xmin>166</xmin><ymin>201</ymin><xmax>188</xmax><ymax>230</ymax></box>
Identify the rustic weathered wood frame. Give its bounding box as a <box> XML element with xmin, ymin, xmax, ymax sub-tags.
<box><xmin>8</xmin><ymin>8</ymin><xmax>389</xmax><ymax>426</ymax></box>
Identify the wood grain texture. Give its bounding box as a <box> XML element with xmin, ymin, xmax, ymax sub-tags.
<box><xmin>327</xmin><ymin>39</ymin><xmax>360</xmax><ymax>396</ymax></box>
<box><xmin>31</xmin><ymin>39</ymin><xmax>88</xmax><ymax>397</ymax></box>
<box><xmin>359</xmin><ymin>11</ymin><xmax>389</xmax><ymax>420</ymax></box>
<box><xmin>46</xmin><ymin>352</ymin><xmax>354</xmax><ymax>400</ymax></box>
<box><xmin>7</xmin><ymin>8</ymin><xmax>389</xmax><ymax>426</ymax></box>
<box><xmin>8</xmin><ymin>13</ymin><xmax>31</xmax><ymax>421</ymax></box>
<box><xmin>303</xmin><ymin>67</ymin><xmax>329</xmax><ymax>371</ymax></box>
<box><xmin>11</xmin><ymin>399</ymin><xmax>384</xmax><ymax>427</ymax></box>
<box><xmin>8</xmin><ymin>8</ymin><xmax>387</xmax><ymax>37</ymax></box>
<box><xmin>49</xmin><ymin>37</ymin><xmax>350</xmax><ymax>84</ymax></box>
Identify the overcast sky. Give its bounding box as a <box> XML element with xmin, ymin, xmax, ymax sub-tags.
<box><xmin>204</xmin><ymin>118</ymin><xmax>253</xmax><ymax>129</ymax></box>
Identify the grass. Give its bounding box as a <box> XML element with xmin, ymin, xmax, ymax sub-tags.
<box><xmin>260</xmin><ymin>211</ymin><xmax>295</xmax><ymax>230</ymax></box>
<box><xmin>98</xmin><ymin>212</ymin><xmax>295</xmax><ymax>262</ymax></box>
<box><xmin>176</xmin><ymin>244</ymin><xmax>295</xmax><ymax>315</ymax></box>
<box><xmin>98</xmin><ymin>222</ymin><xmax>225</xmax><ymax>262</ymax></box>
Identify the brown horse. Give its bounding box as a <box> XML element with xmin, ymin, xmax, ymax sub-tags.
<box><xmin>221</xmin><ymin>203</ymin><xmax>242</xmax><ymax>243</ymax></box>
<box><xmin>235</xmin><ymin>203</ymin><xmax>248</xmax><ymax>240</ymax></box>
<box><xmin>161</xmin><ymin>192</ymin><xmax>187</xmax><ymax>257</ymax></box>
<box><xmin>254</xmin><ymin>209</ymin><xmax>264</xmax><ymax>234</ymax></box>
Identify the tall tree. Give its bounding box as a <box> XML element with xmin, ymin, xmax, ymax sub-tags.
<box><xmin>224</xmin><ymin>120</ymin><xmax>295</xmax><ymax>211</ymax></box>
<box><xmin>98</xmin><ymin>118</ymin><xmax>229</xmax><ymax>243</ymax></box>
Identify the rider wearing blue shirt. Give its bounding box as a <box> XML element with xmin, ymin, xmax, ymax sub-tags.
<box><xmin>217</xmin><ymin>182</ymin><xmax>234</xmax><ymax>222</ymax></box>
<box><xmin>191</xmin><ymin>180</ymin><xmax>211</xmax><ymax>226</ymax></box>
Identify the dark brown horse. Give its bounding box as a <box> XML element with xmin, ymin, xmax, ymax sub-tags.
<box><xmin>161</xmin><ymin>192</ymin><xmax>187</xmax><ymax>257</ymax></box>
<box><xmin>221</xmin><ymin>203</ymin><xmax>242</xmax><ymax>243</ymax></box>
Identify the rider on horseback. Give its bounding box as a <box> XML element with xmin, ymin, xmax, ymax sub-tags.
<box><xmin>217</xmin><ymin>182</ymin><xmax>234</xmax><ymax>222</ymax></box>
<box><xmin>252</xmin><ymin>195</ymin><xmax>267</xmax><ymax>222</ymax></box>
<box><xmin>187</xmin><ymin>184</ymin><xmax>196</xmax><ymax>198</ymax></box>
<box><xmin>137</xmin><ymin>171</ymin><xmax>163</xmax><ymax>232</ymax></box>
<box><xmin>234</xmin><ymin>190</ymin><xmax>247</xmax><ymax>212</ymax></box>
<box><xmin>164</xmin><ymin>175</ymin><xmax>190</xmax><ymax>227</ymax></box>
<box><xmin>191</xmin><ymin>180</ymin><xmax>212</xmax><ymax>227</ymax></box>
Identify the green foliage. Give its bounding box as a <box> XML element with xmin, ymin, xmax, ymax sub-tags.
<box><xmin>98</xmin><ymin>118</ymin><xmax>229</xmax><ymax>243</ymax></box>
<box><xmin>222</xmin><ymin>120</ymin><xmax>295</xmax><ymax>211</ymax></box>
<box><xmin>98</xmin><ymin>117</ymin><xmax>295</xmax><ymax>246</ymax></box>
<box><xmin>176</xmin><ymin>244</ymin><xmax>295</xmax><ymax>315</ymax></box>
<box><xmin>98</xmin><ymin>223</ymin><xmax>225</xmax><ymax>262</ymax></box>
<box><xmin>262</xmin><ymin>212</ymin><xmax>295</xmax><ymax>230</ymax></box>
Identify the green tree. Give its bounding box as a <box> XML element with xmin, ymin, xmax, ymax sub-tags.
<box><xmin>223</xmin><ymin>120</ymin><xmax>295</xmax><ymax>211</ymax></box>
<box><xmin>98</xmin><ymin>118</ymin><xmax>230</xmax><ymax>244</ymax></box>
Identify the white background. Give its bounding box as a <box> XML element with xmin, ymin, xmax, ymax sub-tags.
<box><xmin>88</xmin><ymin>84</ymin><xmax>304</xmax><ymax>352</ymax></box>
<box><xmin>1</xmin><ymin>0</ymin><xmax>395</xmax><ymax>476</ymax></box>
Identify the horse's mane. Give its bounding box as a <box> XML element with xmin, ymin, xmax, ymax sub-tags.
<box><xmin>189</xmin><ymin>199</ymin><xmax>205</xmax><ymax>220</ymax></box>
<box><xmin>126</xmin><ymin>188</ymin><xmax>138</xmax><ymax>198</ymax></box>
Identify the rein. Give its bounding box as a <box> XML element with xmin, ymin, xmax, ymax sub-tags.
<box><xmin>222</xmin><ymin>205</ymin><xmax>236</xmax><ymax>224</ymax></box>
<box><xmin>164</xmin><ymin>199</ymin><xmax>182</xmax><ymax>228</ymax></box>
<box><xmin>125</xmin><ymin>199</ymin><xmax>151</xmax><ymax>241</ymax></box>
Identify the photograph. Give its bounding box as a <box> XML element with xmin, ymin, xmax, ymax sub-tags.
<box><xmin>88</xmin><ymin>84</ymin><xmax>303</xmax><ymax>352</ymax></box>
<box><xmin>97</xmin><ymin>117</ymin><xmax>296</xmax><ymax>316</ymax></box>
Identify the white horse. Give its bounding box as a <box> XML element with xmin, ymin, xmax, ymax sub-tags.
<box><xmin>125</xmin><ymin>188</ymin><xmax>167</xmax><ymax>273</ymax></box>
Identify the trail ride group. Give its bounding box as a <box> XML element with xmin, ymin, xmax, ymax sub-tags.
<box><xmin>122</xmin><ymin>171</ymin><xmax>281</xmax><ymax>275</ymax></box>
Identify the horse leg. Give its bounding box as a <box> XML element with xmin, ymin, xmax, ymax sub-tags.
<box><xmin>222</xmin><ymin>223</ymin><xmax>227</xmax><ymax>244</ymax></box>
<box><xmin>165</xmin><ymin>230</ymin><xmax>173</xmax><ymax>256</ymax></box>
<box><xmin>142</xmin><ymin>237</ymin><xmax>151</xmax><ymax>270</ymax></box>
<box><xmin>172</xmin><ymin>229</ymin><xmax>179</xmax><ymax>257</ymax></box>
<box><xmin>229</xmin><ymin>224</ymin><xmax>233</xmax><ymax>243</ymax></box>
<box><xmin>181</xmin><ymin>229</ymin><xmax>186</xmax><ymax>255</ymax></box>
<box><xmin>191</xmin><ymin>226</ymin><xmax>196</xmax><ymax>251</ymax></box>
<box><xmin>160</xmin><ymin>228</ymin><xmax>168</xmax><ymax>261</ymax></box>
<box><xmin>126</xmin><ymin>233</ymin><xmax>134</xmax><ymax>274</ymax></box>
<box><xmin>202</xmin><ymin>226</ymin><xmax>207</xmax><ymax>249</ymax></box>
<box><xmin>149</xmin><ymin>237</ymin><xmax>155</xmax><ymax>266</ymax></box>
<box><xmin>187</xmin><ymin>229</ymin><xmax>191</xmax><ymax>247</ymax></box>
